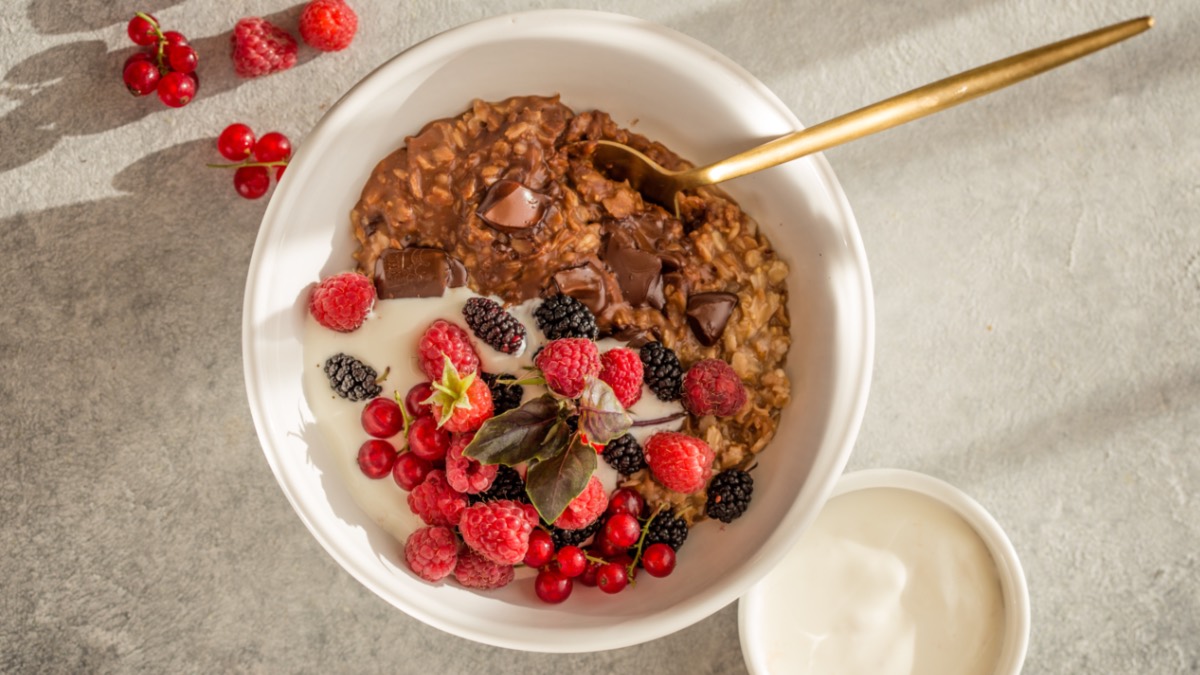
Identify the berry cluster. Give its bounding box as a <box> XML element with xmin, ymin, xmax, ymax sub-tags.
<box><xmin>122</xmin><ymin>13</ymin><xmax>199</xmax><ymax>108</ymax></box>
<box><xmin>210</xmin><ymin>123</ymin><xmax>294</xmax><ymax>200</ymax></box>
<box><xmin>232</xmin><ymin>1</ymin><xmax>358</xmax><ymax>78</ymax></box>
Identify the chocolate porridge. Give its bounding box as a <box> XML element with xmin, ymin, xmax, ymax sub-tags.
<box><xmin>350</xmin><ymin>95</ymin><xmax>791</xmax><ymax>520</ymax></box>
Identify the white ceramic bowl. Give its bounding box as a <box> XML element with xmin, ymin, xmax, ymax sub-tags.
<box><xmin>243</xmin><ymin>9</ymin><xmax>874</xmax><ymax>652</ymax></box>
<box><xmin>739</xmin><ymin>469</ymin><xmax>1031</xmax><ymax>673</ymax></box>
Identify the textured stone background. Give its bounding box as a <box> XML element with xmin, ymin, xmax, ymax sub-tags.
<box><xmin>1</xmin><ymin>0</ymin><xmax>1195</xmax><ymax>673</ymax></box>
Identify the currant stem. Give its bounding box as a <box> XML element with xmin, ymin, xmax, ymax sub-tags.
<box><xmin>631</xmin><ymin>412</ymin><xmax>687</xmax><ymax>428</ymax></box>
<box><xmin>627</xmin><ymin>504</ymin><xmax>666</xmax><ymax>576</ymax></box>
<box><xmin>205</xmin><ymin>160</ymin><xmax>289</xmax><ymax>169</ymax></box>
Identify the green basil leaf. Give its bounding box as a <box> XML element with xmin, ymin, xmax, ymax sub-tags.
<box><xmin>525</xmin><ymin>435</ymin><xmax>598</xmax><ymax>523</ymax></box>
<box><xmin>577</xmin><ymin>379</ymin><xmax>632</xmax><ymax>445</ymax></box>
<box><xmin>463</xmin><ymin>395</ymin><xmax>562</xmax><ymax>466</ymax></box>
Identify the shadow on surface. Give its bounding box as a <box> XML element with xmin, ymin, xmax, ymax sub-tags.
<box><xmin>26</xmin><ymin>0</ymin><xmax>185</xmax><ymax>35</ymax></box>
<box><xmin>0</xmin><ymin>4</ymin><xmax>311</xmax><ymax>174</ymax></box>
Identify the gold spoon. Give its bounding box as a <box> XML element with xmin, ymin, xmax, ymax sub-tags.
<box><xmin>592</xmin><ymin>16</ymin><xmax>1153</xmax><ymax>213</ymax></box>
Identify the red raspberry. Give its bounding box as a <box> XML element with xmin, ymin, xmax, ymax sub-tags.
<box><xmin>458</xmin><ymin>500</ymin><xmax>539</xmax><ymax>565</ymax></box>
<box><xmin>298</xmin><ymin>0</ymin><xmax>358</xmax><ymax>52</ymax></box>
<box><xmin>404</xmin><ymin>525</ymin><xmax>458</xmax><ymax>582</ymax></box>
<box><xmin>406</xmin><ymin>470</ymin><xmax>466</xmax><ymax>527</ymax></box>
<box><xmin>445</xmin><ymin>432</ymin><xmax>497</xmax><ymax>494</ymax></box>
<box><xmin>598</xmin><ymin>348</ymin><xmax>643</xmax><ymax>408</ymax></box>
<box><xmin>418</xmin><ymin>320</ymin><xmax>480</xmax><ymax>380</ymax></box>
<box><xmin>231</xmin><ymin>17</ymin><xmax>298</xmax><ymax>78</ymax></box>
<box><xmin>308</xmin><ymin>272</ymin><xmax>375</xmax><ymax>332</ymax></box>
<box><xmin>644</xmin><ymin>431</ymin><xmax>715</xmax><ymax>494</ymax></box>
<box><xmin>441</xmin><ymin>377</ymin><xmax>494</xmax><ymax>434</ymax></box>
<box><xmin>552</xmin><ymin>476</ymin><xmax>608</xmax><ymax>530</ymax></box>
<box><xmin>535</xmin><ymin>338</ymin><xmax>601</xmax><ymax>398</ymax></box>
<box><xmin>681</xmin><ymin>359</ymin><xmax>747</xmax><ymax>417</ymax></box>
<box><xmin>453</xmin><ymin>550</ymin><xmax>514</xmax><ymax>590</ymax></box>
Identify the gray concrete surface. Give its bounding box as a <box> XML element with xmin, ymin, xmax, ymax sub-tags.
<box><xmin>2</xmin><ymin>0</ymin><xmax>1196</xmax><ymax>672</ymax></box>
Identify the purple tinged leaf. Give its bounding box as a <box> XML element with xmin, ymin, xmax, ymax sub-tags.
<box><xmin>462</xmin><ymin>394</ymin><xmax>565</xmax><ymax>466</ymax></box>
<box><xmin>525</xmin><ymin>435</ymin><xmax>598</xmax><ymax>523</ymax></box>
<box><xmin>577</xmin><ymin>379</ymin><xmax>632</xmax><ymax>445</ymax></box>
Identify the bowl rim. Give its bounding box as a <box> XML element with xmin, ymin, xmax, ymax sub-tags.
<box><xmin>243</xmin><ymin>8</ymin><xmax>875</xmax><ymax>651</ymax></box>
<box><xmin>738</xmin><ymin>468</ymin><xmax>1031</xmax><ymax>674</ymax></box>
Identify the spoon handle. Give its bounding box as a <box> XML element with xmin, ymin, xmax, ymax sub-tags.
<box><xmin>694</xmin><ymin>16</ymin><xmax>1153</xmax><ymax>187</ymax></box>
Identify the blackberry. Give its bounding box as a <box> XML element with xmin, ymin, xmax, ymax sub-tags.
<box><xmin>639</xmin><ymin>342</ymin><xmax>683</xmax><ymax>401</ymax></box>
<box><xmin>468</xmin><ymin>465</ymin><xmax>528</xmax><ymax>504</ymax></box>
<box><xmin>462</xmin><ymin>297</ymin><xmax>526</xmax><ymax>354</ymax></box>
<box><xmin>602</xmin><ymin>434</ymin><xmax>646</xmax><ymax>476</ymax></box>
<box><xmin>644</xmin><ymin>510</ymin><xmax>689</xmax><ymax>552</ymax></box>
<box><xmin>323</xmin><ymin>353</ymin><xmax>381</xmax><ymax>401</ymax></box>
<box><xmin>545</xmin><ymin>518</ymin><xmax>603</xmax><ymax>549</ymax></box>
<box><xmin>481</xmin><ymin>372</ymin><xmax>524</xmax><ymax>415</ymax></box>
<box><xmin>705</xmin><ymin>469</ymin><xmax>754</xmax><ymax>523</ymax></box>
<box><xmin>534</xmin><ymin>294</ymin><xmax>598</xmax><ymax>341</ymax></box>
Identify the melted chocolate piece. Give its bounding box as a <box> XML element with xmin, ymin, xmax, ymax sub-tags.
<box><xmin>477</xmin><ymin>179</ymin><xmax>549</xmax><ymax>235</ymax></box>
<box><xmin>603</xmin><ymin>237</ymin><xmax>665</xmax><ymax>309</ymax></box>
<box><xmin>552</xmin><ymin>262</ymin><xmax>608</xmax><ymax>316</ymax></box>
<box><xmin>611</xmin><ymin>325</ymin><xmax>658</xmax><ymax>349</ymax></box>
<box><xmin>686</xmin><ymin>292</ymin><xmax>739</xmax><ymax>346</ymax></box>
<box><xmin>374</xmin><ymin>247</ymin><xmax>466</xmax><ymax>299</ymax></box>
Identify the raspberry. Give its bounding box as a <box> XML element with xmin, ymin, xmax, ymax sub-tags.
<box><xmin>535</xmin><ymin>338</ymin><xmax>601</xmax><ymax>398</ymax></box>
<box><xmin>298</xmin><ymin>0</ymin><xmax>358</xmax><ymax>52</ymax></box>
<box><xmin>706</xmin><ymin>469</ymin><xmax>754</xmax><ymax>523</ymax></box>
<box><xmin>445</xmin><ymin>432</ymin><xmax>497</xmax><ymax>494</ymax></box>
<box><xmin>323</xmin><ymin>353</ymin><xmax>381</xmax><ymax>401</ymax></box>
<box><xmin>682</xmin><ymin>359</ymin><xmax>748</xmax><ymax>417</ymax></box>
<box><xmin>602</xmin><ymin>433</ymin><xmax>646</xmax><ymax>476</ymax></box>
<box><xmin>407</xmin><ymin>470</ymin><xmax>467</xmax><ymax>527</ymax></box>
<box><xmin>458</xmin><ymin>500</ymin><xmax>539</xmax><ymax>565</ymax></box>
<box><xmin>463</xmin><ymin>297</ymin><xmax>527</xmax><ymax>355</ymax></box>
<box><xmin>534</xmin><ymin>294</ymin><xmax>598</xmax><ymax>340</ymax></box>
<box><xmin>453</xmin><ymin>549</ymin><xmax>514</xmax><ymax>590</ymax></box>
<box><xmin>639</xmin><ymin>342</ymin><xmax>683</xmax><ymax>401</ymax></box>
<box><xmin>644</xmin><ymin>431</ymin><xmax>715</xmax><ymax>494</ymax></box>
<box><xmin>552</xmin><ymin>476</ymin><xmax>608</xmax><ymax>530</ymax></box>
<box><xmin>230</xmin><ymin>17</ymin><xmax>298</xmax><ymax>79</ymax></box>
<box><xmin>598</xmin><ymin>348</ymin><xmax>643</xmax><ymax>408</ymax></box>
<box><xmin>440</xmin><ymin>376</ymin><xmax>494</xmax><ymax>433</ymax></box>
<box><xmin>417</xmin><ymin>320</ymin><xmax>480</xmax><ymax>380</ymax></box>
<box><xmin>480</xmin><ymin>372</ymin><xmax>523</xmax><ymax>415</ymax></box>
<box><xmin>309</xmin><ymin>272</ymin><xmax>375</xmax><ymax>332</ymax></box>
<box><xmin>404</xmin><ymin>526</ymin><xmax>458</xmax><ymax>582</ymax></box>
<box><xmin>469</xmin><ymin>465</ymin><xmax>528</xmax><ymax>504</ymax></box>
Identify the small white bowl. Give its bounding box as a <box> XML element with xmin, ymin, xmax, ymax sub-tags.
<box><xmin>739</xmin><ymin>469</ymin><xmax>1030</xmax><ymax>674</ymax></box>
<box><xmin>243</xmin><ymin>10</ymin><xmax>873</xmax><ymax>652</ymax></box>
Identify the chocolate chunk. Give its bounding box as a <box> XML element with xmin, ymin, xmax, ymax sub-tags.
<box><xmin>604</xmin><ymin>238</ymin><xmax>665</xmax><ymax>309</ymax></box>
<box><xmin>553</xmin><ymin>262</ymin><xmax>608</xmax><ymax>316</ymax></box>
<box><xmin>477</xmin><ymin>179</ymin><xmax>549</xmax><ymax>235</ymax></box>
<box><xmin>374</xmin><ymin>247</ymin><xmax>466</xmax><ymax>299</ymax></box>
<box><xmin>611</xmin><ymin>325</ymin><xmax>658</xmax><ymax>349</ymax></box>
<box><xmin>686</xmin><ymin>292</ymin><xmax>739</xmax><ymax>346</ymax></box>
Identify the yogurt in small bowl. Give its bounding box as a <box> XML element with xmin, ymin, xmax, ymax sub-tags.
<box><xmin>738</xmin><ymin>469</ymin><xmax>1030</xmax><ymax>674</ymax></box>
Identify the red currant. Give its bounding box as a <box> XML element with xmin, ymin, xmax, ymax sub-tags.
<box><xmin>403</xmin><ymin>382</ymin><xmax>434</xmax><ymax>417</ymax></box>
<box><xmin>407</xmin><ymin>415</ymin><xmax>450</xmax><ymax>461</ymax></box>
<box><xmin>166</xmin><ymin>44</ymin><xmax>198</xmax><ymax>74</ymax></box>
<box><xmin>596</xmin><ymin>562</ymin><xmax>629</xmax><ymax>594</ymax></box>
<box><xmin>357</xmin><ymin>439</ymin><xmax>396</xmax><ymax>479</ymax></box>
<box><xmin>127</xmin><ymin>14</ymin><xmax>159</xmax><ymax>46</ymax></box>
<box><xmin>602</xmin><ymin>513</ymin><xmax>641</xmax><ymax>548</ymax></box>
<box><xmin>391</xmin><ymin>452</ymin><xmax>432</xmax><ymax>491</ymax></box>
<box><xmin>361</xmin><ymin>397</ymin><xmax>405</xmax><ymax>438</ymax></box>
<box><xmin>577</xmin><ymin>559</ymin><xmax>601</xmax><ymax>587</ymax></box>
<box><xmin>162</xmin><ymin>30</ymin><xmax>188</xmax><ymax>48</ymax></box>
<box><xmin>534</xmin><ymin>568</ymin><xmax>573</xmax><ymax>604</ymax></box>
<box><xmin>157</xmin><ymin>70</ymin><xmax>195</xmax><ymax>107</ymax></box>
<box><xmin>255</xmin><ymin>132</ymin><xmax>292</xmax><ymax>163</ymax></box>
<box><xmin>641</xmin><ymin>542</ymin><xmax>676</xmax><ymax>578</ymax></box>
<box><xmin>218</xmin><ymin>123</ymin><xmax>257</xmax><ymax>162</ymax></box>
<box><xmin>593</xmin><ymin>532</ymin><xmax>629</xmax><ymax>558</ymax></box>
<box><xmin>555</xmin><ymin>546</ymin><xmax>587</xmax><ymax>578</ymax></box>
<box><xmin>275</xmin><ymin>164</ymin><xmax>287</xmax><ymax>181</ymax></box>
<box><xmin>122</xmin><ymin>59</ymin><xmax>160</xmax><ymax>96</ymax></box>
<box><xmin>523</xmin><ymin>529</ymin><xmax>554</xmax><ymax>569</ymax></box>
<box><xmin>606</xmin><ymin>487</ymin><xmax>645</xmax><ymax>518</ymax></box>
<box><xmin>233</xmin><ymin>166</ymin><xmax>270</xmax><ymax>200</ymax></box>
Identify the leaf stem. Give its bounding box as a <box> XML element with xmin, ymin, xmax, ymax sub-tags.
<box><xmin>631</xmin><ymin>412</ymin><xmax>687</xmax><ymax>428</ymax></box>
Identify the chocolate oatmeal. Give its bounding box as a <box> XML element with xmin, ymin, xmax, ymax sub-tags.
<box><xmin>350</xmin><ymin>95</ymin><xmax>791</xmax><ymax>521</ymax></box>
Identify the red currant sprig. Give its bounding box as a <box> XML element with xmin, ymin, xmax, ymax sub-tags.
<box><xmin>122</xmin><ymin>12</ymin><xmax>199</xmax><ymax>108</ymax></box>
<box><xmin>208</xmin><ymin>124</ymin><xmax>293</xmax><ymax>199</ymax></box>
